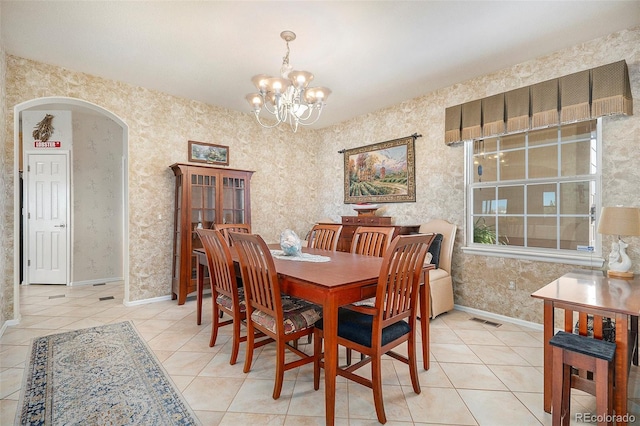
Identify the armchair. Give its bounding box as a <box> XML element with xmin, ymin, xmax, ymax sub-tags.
<box><xmin>419</xmin><ymin>219</ymin><xmax>456</xmax><ymax>318</ymax></box>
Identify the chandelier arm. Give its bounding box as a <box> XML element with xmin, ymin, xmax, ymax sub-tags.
<box><xmin>295</xmin><ymin>105</ymin><xmax>316</xmax><ymax>121</ymax></box>
<box><xmin>254</xmin><ymin>112</ymin><xmax>285</xmax><ymax>129</ymax></box>
<box><xmin>260</xmin><ymin>101</ymin><xmax>280</xmax><ymax>117</ymax></box>
<box><xmin>291</xmin><ymin>106</ymin><xmax>325</xmax><ymax>127</ymax></box>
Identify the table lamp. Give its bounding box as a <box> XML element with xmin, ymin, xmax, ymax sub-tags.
<box><xmin>597</xmin><ymin>206</ymin><xmax>640</xmax><ymax>278</ymax></box>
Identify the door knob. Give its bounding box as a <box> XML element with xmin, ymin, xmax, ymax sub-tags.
<box><xmin>54</xmin><ymin>224</ymin><xmax>66</xmax><ymax>228</ymax></box>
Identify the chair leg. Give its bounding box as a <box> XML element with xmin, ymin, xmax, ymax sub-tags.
<box><xmin>408</xmin><ymin>333</ymin><xmax>421</xmax><ymax>394</ymax></box>
<box><xmin>346</xmin><ymin>348</ymin><xmax>352</xmax><ymax>365</ymax></box>
<box><xmin>229</xmin><ymin>313</ymin><xmax>241</xmax><ymax>365</ymax></box>
<box><xmin>552</xmin><ymin>347</ymin><xmax>564</xmax><ymax>426</ymax></box>
<box><xmin>273</xmin><ymin>338</ymin><xmax>286</xmax><ymax>399</ymax></box>
<box><xmin>314</xmin><ymin>328</ymin><xmax>322</xmax><ymax>391</ymax></box>
<box><xmin>210</xmin><ymin>303</ymin><xmax>220</xmax><ymax>347</ymax></box>
<box><xmin>595</xmin><ymin>358</ymin><xmax>613</xmax><ymax>426</ymax></box>
<box><xmin>371</xmin><ymin>355</ymin><xmax>387</xmax><ymax>424</ymax></box>
<box><xmin>243</xmin><ymin>321</ymin><xmax>256</xmax><ymax>374</ymax></box>
<box><xmin>561</xmin><ymin>364</ymin><xmax>571</xmax><ymax>426</ymax></box>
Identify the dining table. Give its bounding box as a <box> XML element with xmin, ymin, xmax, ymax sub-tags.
<box><xmin>194</xmin><ymin>245</ymin><xmax>433</xmax><ymax>425</ymax></box>
<box><xmin>531</xmin><ymin>269</ymin><xmax>640</xmax><ymax>425</ymax></box>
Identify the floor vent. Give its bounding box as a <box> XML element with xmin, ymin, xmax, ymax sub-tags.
<box><xmin>48</xmin><ymin>294</ymin><xmax>65</xmax><ymax>300</ymax></box>
<box><xmin>99</xmin><ymin>296</ymin><xmax>115</xmax><ymax>301</ymax></box>
<box><xmin>93</xmin><ymin>283</ymin><xmax>106</xmax><ymax>286</ymax></box>
<box><xmin>470</xmin><ymin>317</ymin><xmax>502</xmax><ymax>327</ymax></box>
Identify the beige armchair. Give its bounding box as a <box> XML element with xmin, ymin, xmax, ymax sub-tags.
<box><xmin>419</xmin><ymin>219</ymin><xmax>456</xmax><ymax>318</ymax></box>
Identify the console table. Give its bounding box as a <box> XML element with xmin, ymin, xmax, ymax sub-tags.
<box><xmin>321</xmin><ymin>216</ymin><xmax>420</xmax><ymax>252</ymax></box>
<box><xmin>531</xmin><ymin>270</ymin><xmax>640</xmax><ymax>424</ymax></box>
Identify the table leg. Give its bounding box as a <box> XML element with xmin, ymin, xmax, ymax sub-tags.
<box><xmin>632</xmin><ymin>315</ymin><xmax>638</xmax><ymax>366</ymax></box>
<box><xmin>614</xmin><ymin>313</ymin><xmax>629</xmax><ymax>425</ymax></box>
<box><xmin>542</xmin><ymin>301</ymin><xmax>554</xmax><ymax>413</ymax></box>
<box><xmin>323</xmin><ymin>299</ymin><xmax>338</xmax><ymax>426</ymax></box>
<box><xmin>196</xmin><ymin>259</ymin><xmax>205</xmax><ymax>325</ymax></box>
<box><xmin>419</xmin><ymin>270</ymin><xmax>430</xmax><ymax>370</ymax></box>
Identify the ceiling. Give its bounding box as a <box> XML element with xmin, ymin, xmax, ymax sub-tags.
<box><xmin>2</xmin><ymin>1</ymin><xmax>639</xmax><ymax>129</ymax></box>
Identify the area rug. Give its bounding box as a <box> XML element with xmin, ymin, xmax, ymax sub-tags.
<box><xmin>18</xmin><ymin>321</ymin><xmax>200</xmax><ymax>425</ymax></box>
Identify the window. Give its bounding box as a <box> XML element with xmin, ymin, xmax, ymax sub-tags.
<box><xmin>464</xmin><ymin>120</ymin><xmax>603</xmax><ymax>266</ymax></box>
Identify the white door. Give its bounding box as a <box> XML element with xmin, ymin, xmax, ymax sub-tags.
<box><xmin>26</xmin><ymin>153</ymin><xmax>69</xmax><ymax>284</ymax></box>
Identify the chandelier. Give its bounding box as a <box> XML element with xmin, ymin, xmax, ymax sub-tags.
<box><xmin>246</xmin><ymin>31</ymin><xmax>331</xmax><ymax>132</ymax></box>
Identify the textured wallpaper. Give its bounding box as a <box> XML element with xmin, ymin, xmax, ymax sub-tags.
<box><xmin>0</xmin><ymin>37</ymin><xmax>9</xmax><ymax>324</ymax></box>
<box><xmin>72</xmin><ymin>112</ymin><xmax>123</xmax><ymax>284</ymax></box>
<box><xmin>2</xmin><ymin>26</ymin><xmax>639</xmax><ymax>326</ymax></box>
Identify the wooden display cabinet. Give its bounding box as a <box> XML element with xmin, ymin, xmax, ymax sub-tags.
<box><xmin>170</xmin><ymin>163</ymin><xmax>253</xmax><ymax>304</ymax></box>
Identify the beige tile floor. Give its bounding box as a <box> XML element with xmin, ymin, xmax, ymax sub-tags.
<box><xmin>1</xmin><ymin>281</ymin><xmax>639</xmax><ymax>425</ymax></box>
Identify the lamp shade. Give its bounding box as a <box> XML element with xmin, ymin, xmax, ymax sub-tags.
<box><xmin>597</xmin><ymin>206</ymin><xmax>640</xmax><ymax>236</ymax></box>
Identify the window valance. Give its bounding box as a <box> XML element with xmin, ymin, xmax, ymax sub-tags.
<box><xmin>444</xmin><ymin>60</ymin><xmax>633</xmax><ymax>145</ymax></box>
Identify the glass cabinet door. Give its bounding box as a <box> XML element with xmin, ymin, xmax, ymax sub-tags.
<box><xmin>222</xmin><ymin>177</ymin><xmax>246</xmax><ymax>224</ymax></box>
<box><xmin>191</xmin><ymin>173</ymin><xmax>217</xmax><ymax>231</ymax></box>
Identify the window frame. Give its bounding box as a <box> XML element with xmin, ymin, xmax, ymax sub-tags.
<box><xmin>462</xmin><ymin>118</ymin><xmax>605</xmax><ymax>267</ymax></box>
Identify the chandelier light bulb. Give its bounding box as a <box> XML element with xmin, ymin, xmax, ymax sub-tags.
<box><xmin>266</xmin><ymin>77</ymin><xmax>290</xmax><ymax>95</ymax></box>
<box><xmin>288</xmin><ymin>70</ymin><xmax>314</xmax><ymax>90</ymax></box>
<box><xmin>251</xmin><ymin>74</ymin><xmax>271</xmax><ymax>93</ymax></box>
<box><xmin>245</xmin><ymin>93</ymin><xmax>264</xmax><ymax>111</ymax></box>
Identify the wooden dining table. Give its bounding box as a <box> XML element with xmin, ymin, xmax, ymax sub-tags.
<box><xmin>194</xmin><ymin>245</ymin><xmax>433</xmax><ymax>425</ymax></box>
<box><xmin>531</xmin><ymin>270</ymin><xmax>640</xmax><ymax>425</ymax></box>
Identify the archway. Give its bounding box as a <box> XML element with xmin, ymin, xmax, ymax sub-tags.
<box><xmin>13</xmin><ymin>97</ymin><xmax>129</xmax><ymax>318</ymax></box>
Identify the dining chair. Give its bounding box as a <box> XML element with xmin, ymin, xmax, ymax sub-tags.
<box><xmin>350</xmin><ymin>226</ymin><xmax>395</xmax><ymax>256</ymax></box>
<box><xmin>307</xmin><ymin>223</ymin><xmax>343</xmax><ymax>251</ymax></box>
<box><xmin>229</xmin><ymin>231</ymin><xmax>323</xmax><ymax>400</ymax></box>
<box><xmin>196</xmin><ymin>229</ymin><xmax>271</xmax><ymax>365</ymax></box>
<box><xmin>346</xmin><ymin>226</ymin><xmax>395</xmax><ymax>364</ymax></box>
<box><xmin>209</xmin><ymin>223</ymin><xmax>251</xmax><ymax>319</ymax></box>
<box><xmin>213</xmin><ymin>223</ymin><xmax>251</xmax><ymax>245</ymax></box>
<box><xmin>313</xmin><ymin>233</ymin><xmax>435</xmax><ymax>424</ymax></box>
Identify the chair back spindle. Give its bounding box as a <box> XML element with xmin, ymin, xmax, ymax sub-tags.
<box><xmin>308</xmin><ymin>224</ymin><xmax>343</xmax><ymax>251</ymax></box>
<box><xmin>376</xmin><ymin>233</ymin><xmax>435</xmax><ymax>325</ymax></box>
<box><xmin>213</xmin><ymin>223</ymin><xmax>251</xmax><ymax>245</ymax></box>
<box><xmin>350</xmin><ymin>226</ymin><xmax>395</xmax><ymax>257</ymax></box>
<box><xmin>197</xmin><ymin>229</ymin><xmax>237</xmax><ymax>300</ymax></box>
<box><xmin>231</xmin><ymin>232</ymin><xmax>280</xmax><ymax>319</ymax></box>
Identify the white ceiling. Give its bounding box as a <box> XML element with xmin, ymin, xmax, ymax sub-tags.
<box><xmin>2</xmin><ymin>1</ymin><xmax>639</xmax><ymax>129</ymax></box>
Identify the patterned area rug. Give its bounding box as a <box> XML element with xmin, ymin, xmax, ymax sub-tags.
<box><xmin>18</xmin><ymin>321</ymin><xmax>200</xmax><ymax>425</ymax></box>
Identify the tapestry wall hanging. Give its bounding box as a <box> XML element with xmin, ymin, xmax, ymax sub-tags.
<box><xmin>343</xmin><ymin>135</ymin><xmax>416</xmax><ymax>204</ymax></box>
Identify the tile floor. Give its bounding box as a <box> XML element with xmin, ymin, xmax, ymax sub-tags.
<box><xmin>1</xmin><ymin>282</ymin><xmax>639</xmax><ymax>425</ymax></box>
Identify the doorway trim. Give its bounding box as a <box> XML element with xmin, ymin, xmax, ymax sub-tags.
<box><xmin>13</xmin><ymin>97</ymin><xmax>130</xmax><ymax>320</ymax></box>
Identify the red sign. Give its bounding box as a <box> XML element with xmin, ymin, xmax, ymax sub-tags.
<box><xmin>34</xmin><ymin>141</ymin><xmax>61</xmax><ymax>148</ymax></box>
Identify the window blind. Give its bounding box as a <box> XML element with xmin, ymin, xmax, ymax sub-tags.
<box><xmin>531</xmin><ymin>79</ymin><xmax>559</xmax><ymax>129</ymax></box>
<box><xmin>591</xmin><ymin>60</ymin><xmax>633</xmax><ymax>117</ymax></box>
<box><xmin>482</xmin><ymin>93</ymin><xmax>505</xmax><ymax>138</ymax></box>
<box><xmin>444</xmin><ymin>104</ymin><xmax>462</xmax><ymax>145</ymax></box>
<box><xmin>505</xmin><ymin>87</ymin><xmax>530</xmax><ymax>133</ymax></box>
<box><xmin>559</xmin><ymin>70</ymin><xmax>590</xmax><ymax>123</ymax></box>
<box><xmin>444</xmin><ymin>60</ymin><xmax>633</xmax><ymax>145</ymax></box>
<box><xmin>461</xmin><ymin>100</ymin><xmax>482</xmax><ymax>141</ymax></box>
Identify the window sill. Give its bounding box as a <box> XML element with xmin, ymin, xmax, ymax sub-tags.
<box><xmin>462</xmin><ymin>245</ymin><xmax>605</xmax><ymax>267</ymax></box>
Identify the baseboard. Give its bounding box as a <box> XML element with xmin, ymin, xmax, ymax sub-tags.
<box><xmin>124</xmin><ymin>294</ymin><xmax>173</xmax><ymax>307</ymax></box>
<box><xmin>0</xmin><ymin>318</ymin><xmax>20</xmax><ymax>339</ymax></box>
<box><xmin>453</xmin><ymin>304</ymin><xmax>543</xmax><ymax>331</ymax></box>
<box><xmin>70</xmin><ymin>277</ymin><xmax>124</xmax><ymax>286</ymax></box>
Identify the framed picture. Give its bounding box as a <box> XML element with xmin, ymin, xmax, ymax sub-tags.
<box><xmin>188</xmin><ymin>140</ymin><xmax>229</xmax><ymax>166</ymax></box>
<box><xmin>343</xmin><ymin>136</ymin><xmax>416</xmax><ymax>204</ymax></box>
